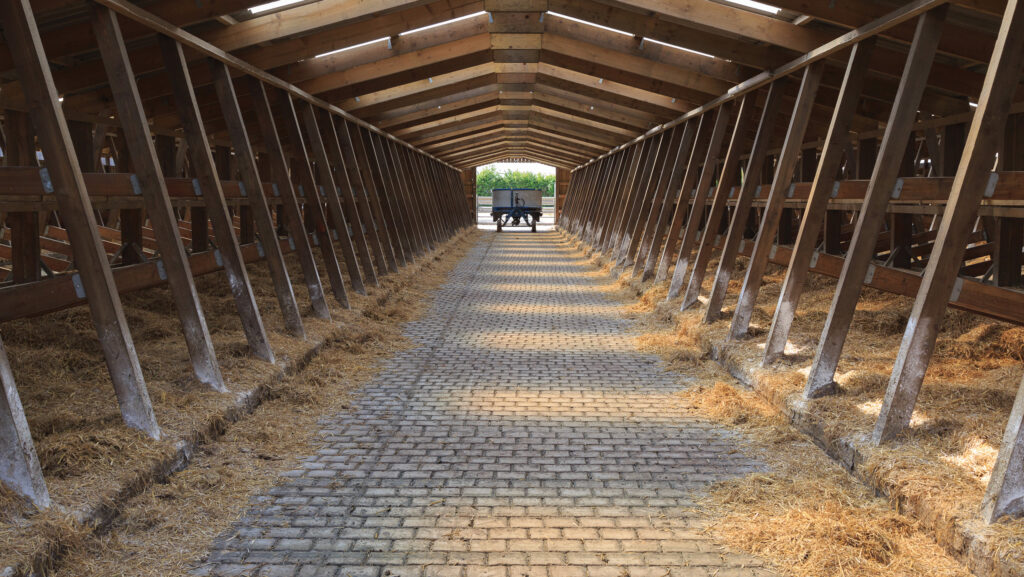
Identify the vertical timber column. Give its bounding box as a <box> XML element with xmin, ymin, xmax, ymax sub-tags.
<box><xmin>0</xmin><ymin>335</ymin><xmax>49</xmax><ymax>507</ymax></box>
<box><xmin>250</xmin><ymin>80</ymin><xmax>332</xmax><ymax>319</ymax></box>
<box><xmin>729</xmin><ymin>62</ymin><xmax>825</xmax><ymax>340</ymax></box>
<box><xmin>160</xmin><ymin>37</ymin><xmax>274</xmax><ymax>363</ymax></box>
<box><xmin>659</xmin><ymin>105</ymin><xmax>732</xmax><ymax>289</ymax></box>
<box><xmin>330</xmin><ymin>115</ymin><xmax>388</xmax><ymax>281</ymax></box>
<box><xmin>0</xmin><ymin>0</ymin><xmax>159</xmax><ymax>438</ymax></box>
<box><xmin>703</xmin><ymin>81</ymin><xmax>786</xmax><ymax>322</ymax></box>
<box><xmin>630</xmin><ymin>125</ymin><xmax>690</xmax><ymax>276</ymax></box>
<box><xmin>680</xmin><ymin>94</ymin><xmax>758</xmax><ymax>309</ymax></box>
<box><xmin>556</xmin><ymin>167</ymin><xmax>569</xmax><ymax>223</ymax></box>
<box><xmin>655</xmin><ymin>105</ymin><xmax>729</xmax><ymax>284</ymax></box>
<box><xmin>93</xmin><ymin>5</ymin><xmax>225</xmax><ymax>390</ymax></box>
<box><xmin>606</xmin><ymin>140</ymin><xmax>649</xmax><ymax>254</ymax></box>
<box><xmin>348</xmin><ymin>121</ymin><xmax>403</xmax><ymax>270</ymax></box>
<box><xmin>368</xmin><ymin>131</ymin><xmax>415</xmax><ymax>262</ymax></box>
<box><xmin>3</xmin><ymin>109</ymin><xmax>42</xmax><ymax>283</ymax></box>
<box><xmin>762</xmin><ymin>39</ymin><xmax>876</xmax><ymax>364</ymax></box>
<box><xmin>874</xmin><ymin>0</ymin><xmax>1024</xmax><ymax>444</ymax></box>
<box><xmin>298</xmin><ymin>104</ymin><xmax>365</xmax><ymax>296</ymax></box>
<box><xmin>620</xmin><ymin>133</ymin><xmax>670</xmax><ymax>266</ymax></box>
<box><xmin>274</xmin><ymin>93</ymin><xmax>351</xmax><ymax>306</ymax></box>
<box><xmin>210</xmin><ymin>60</ymin><xmax>305</xmax><ymax>337</ymax></box>
<box><xmin>633</xmin><ymin>121</ymin><xmax>699</xmax><ymax>278</ymax></box>
<box><xmin>804</xmin><ymin>7</ymin><xmax>948</xmax><ymax>398</ymax></box>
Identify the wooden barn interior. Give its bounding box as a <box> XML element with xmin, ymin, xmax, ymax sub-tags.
<box><xmin>2</xmin><ymin>0</ymin><xmax>1024</xmax><ymax>575</ymax></box>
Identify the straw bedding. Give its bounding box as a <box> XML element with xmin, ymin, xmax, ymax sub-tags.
<box><xmin>0</xmin><ymin>230</ymin><xmax>477</xmax><ymax>575</ymax></box>
<box><xmin>568</xmin><ymin>231</ymin><xmax>1023</xmax><ymax>575</ymax></box>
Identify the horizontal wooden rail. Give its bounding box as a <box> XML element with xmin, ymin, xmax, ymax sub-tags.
<box><xmin>0</xmin><ymin>236</ymin><xmax>294</xmax><ymax>322</ymax></box>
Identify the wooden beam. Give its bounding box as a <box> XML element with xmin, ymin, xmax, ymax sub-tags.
<box><xmin>0</xmin><ymin>0</ymin><xmax>159</xmax><ymax>438</ymax></box>
<box><xmin>728</xmin><ymin>62</ymin><xmax>825</xmax><ymax>340</ymax></box>
<box><xmin>763</xmin><ymin>39</ymin><xmax>876</xmax><ymax>364</ymax></box>
<box><xmin>804</xmin><ymin>6</ymin><xmax>949</xmax><ymax>398</ymax></box>
<box><xmin>0</xmin><ymin>333</ymin><xmax>48</xmax><ymax>507</ymax></box>
<box><xmin>160</xmin><ymin>37</ymin><xmax>276</xmax><ymax>364</ymax></box>
<box><xmin>93</xmin><ymin>5</ymin><xmax>226</xmax><ymax>391</ymax></box>
<box><xmin>251</xmin><ymin>79</ymin><xmax>335</xmax><ymax>316</ymax></box>
<box><xmin>702</xmin><ymin>80</ymin><xmax>786</xmax><ymax>322</ymax></box>
<box><xmin>211</xmin><ymin>60</ymin><xmax>307</xmax><ymax>337</ymax></box>
<box><xmin>876</xmin><ymin>2</ymin><xmax>1024</xmax><ymax>451</ymax></box>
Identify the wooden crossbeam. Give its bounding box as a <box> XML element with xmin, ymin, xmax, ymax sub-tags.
<box><xmin>1</xmin><ymin>0</ymin><xmax>161</xmax><ymax>439</ymax></box>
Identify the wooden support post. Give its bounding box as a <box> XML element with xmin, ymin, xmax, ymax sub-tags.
<box><xmin>620</xmin><ymin>133</ymin><xmax>670</xmax><ymax>266</ymax></box>
<box><xmin>7</xmin><ymin>212</ymin><xmax>41</xmax><ymax>283</ymax></box>
<box><xmin>318</xmin><ymin>111</ymin><xmax>382</xmax><ymax>286</ymax></box>
<box><xmin>631</xmin><ymin>124</ymin><xmax>690</xmax><ymax>277</ymax></box>
<box><xmin>0</xmin><ymin>0</ymin><xmax>160</xmax><ymax>438</ymax></box>
<box><xmin>729</xmin><ymin>63</ymin><xmax>825</xmax><ymax>340</ymax></box>
<box><xmin>334</xmin><ymin>118</ymin><xmax>391</xmax><ymax>278</ymax></box>
<box><xmin>874</xmin><ymin>1</ymin><xmax>1024</xmax><ymax>446</ymax></box>
<box><xmin>660</xmin><ymin>105</ymin><xmax>732</xmax><ymax>290</ymax></box>
<box><xmin>291</xmin><ymin>111</ymin><xmax>371</xmax><ymax>295</ymax></box>
<box><xmin>985</xmin><ymin>374</ymin><xmax>1024</xmax><ymax>522</ymax></box>
<box><xmin>639</xmin><ymin>115</ymin><xmax>708</xmax><ymax>282</ymax></box>
<box><xmin>210</xmin><ymin>58</ymin><xmax>305</xmax><ymax>338</ymax></box>
<box><xmin>680</xmin><ymin>93</ymin><xmax>759</xmax><ymax>309</ymax></box>
<box><xmin>295</xmin><ymin>103</ymin><xmax>364</xmax><ymax>300</ymax></box>
<box><xmin>250</xmin><ymin>80</ymin><xmax>331</xmax><ymax>320</ymax></box>
<box><xmin>4</xmin><ymin>110</ymin><xmax>42</xmax><ymax>282</ymax></box>
<box><xmin>120</xmin><ymin>208</ymin><xmax>144</xmax><ymax>265</ymax></box>
<box><xmin>993</xmin><ymin>219</ymin><xmax>1023</xmax><ymax>286</ymax></box>
<box><xmin>367</xmin><ymin>131</ymin><xmax>415</xmax><ymax>263</ymax></box>
<box><xmin>762</xmin><ymin>39</ymin><xmax>876</xmax><ymax>364</ymax></box>
<box><xmin>804</xmin><ymin>7</ymin><xmax>949</xmax><ymax>399</ymax></box>
<box><xmin>0</xmin><ymin>333</ymin><xmax>49</xmax><ymax>507</ymax></box>
<box><xmin>274</xmin><ymin>91</ymin><xmax>350</xmax><ymax>308</ymax></box>
<box><xmin>606</xmin><ymin>139</ymin><xmax>651</xmax><ymax>255</ymax></box>
<box><xmin>93</xmin><ymin>5</ymin><xmax>226</xmax><ymax>390</ymax></box>
<box><xmin>349</xmin><ymin>122</ymin><xmax>402</xmax><ymax>270</ymax></box>
<box><xmin>703</xmin><ymin>81</ymin><xmax>787</xmax><ymax>322</ymax></box>
<box><xmin>160</xmin><ymin>37</ymin><xmax>275</xmax><ymax>363</ymax></box>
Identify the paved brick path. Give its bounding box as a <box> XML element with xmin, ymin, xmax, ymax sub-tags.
<box><xmin>197</xmin><ymin>231</ymin><xmax>775</xmax><ymax>577</ymax></box>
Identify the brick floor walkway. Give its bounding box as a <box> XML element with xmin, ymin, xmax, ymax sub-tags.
<box><xmin>196</xmin><ymin>231</ymin><xmax>776</xmax><ymax>577</ymax></box>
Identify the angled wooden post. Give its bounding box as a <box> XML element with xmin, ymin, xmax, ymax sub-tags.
<box><xmin>3</xmin><ymin>110</ymin><xmax>42</xmax><ymax>284</ymax></box>
<box><xmin>985</xmin><ymin>374</ymin><xmax>1024</xmax><ymax>522</ymax></box>
<box><xmin>350</xmin><ymin>123</ymin><xmax>404</xmax><ymax>269</ymax></box>
<box><xmin>295</xmin><ymin>108</ymin><xmax>375</xmax><ymax>291</ymax></box>
<box><xmin>0</xmin><ymin>333</ymin><xmax>49</xmax><ymax>507</ymax></box>
<box><xmin>593</xmin><ymin>156</ymin><xmax>624</xmax><ymax>247</ymax></box>
<box><xmin>250</xmin><ymin>80</ymin><xmax>332</xmax><ymax>318</ymax></box>
<box><xmin>703</xmin><ymin>81</ymin><xmax>787</xmax><ymax>322</ymax></box>
<box><xmin>297</xmin><ymin>104</ymin><xmax>367</xmax><ymax>294</ymax></box>
<box><xmin>210</xmin><ymin>60</ymin><xmax>305</xmax><ymax>338</ymax></box>
<box><xmin>1</xmin><ymin>0</ymin><xmax>160</xmax><ymax>438</ymax></box>
<box><xmin>680</xmin><ymin>93</ymin><xmax>758</xmax><ymax>308</ymax></box>
<box><xmin>636</xmin><ymin>117</ymin><xmax>703</xmax><ymax>280</ymax></box>
<box><xmin>805</xmin><ymin>7</ymin><xmax>948</xmax><ymax>399</ymax></box>
<box><xmin>620</xmin><ymin>133</ymin><xmax>671</xmax><ymax>266</ymax></box>
<box><xmin>93</xmin><ymin>5</ymin><xmax>225</xmax><ymax>391</ymax></box>
<box><xmin>595</xmin><ymin>157</ymin><xmax>627</xmax><ymax>246</ymax></box>
<box><xmin>875</xmin><ymin>1</ymin><xmax>1024</xmax><ymax>444</ymax></box>
<box><xmin>274</xmin><ymin>91</ymin><xmax>351</xmax><ymax>307</ymax></box>
<box><xmin>658</xmin><ymin>105</ymin><xmax>731</xmax><ymax>289</ymax></box>
<box><xmin>332</xmin><ymin>116</ymin><xmax>391</xmax><ymax>277</ymax></box>
<box><xmin>591</xmin><ymin>158</ymin><xmax>619</xmax><ymax>247</ymax></box>
<box><xmin>763</xmin><ymin>40</ymin><xmax>876</xmax><ymax>365</ymax></box>
<box><xmin>606</xmin><ymin>139</ymin><xmax>650</xmax><ymax>255</ymax></box>
<box><xmin>369</xmin><ymin>132</ymin><xmax>417</xmax><ymax>262</ymax></box>
<box><xmin>160</xmin><ymin>37</ymin><xmax>274</xmax><ymax>363</ymax></box>
<box><xmin>729</xmin><ymin>62</ymin><xmax>825</xmax><ymax>340</ymax></box>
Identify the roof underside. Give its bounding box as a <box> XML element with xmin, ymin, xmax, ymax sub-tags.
<box><xmin>1</xmin><ymin>0</ymin><xmax>1008</xmax><ymax>170</ymax></box>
